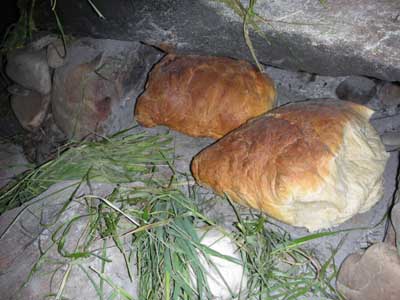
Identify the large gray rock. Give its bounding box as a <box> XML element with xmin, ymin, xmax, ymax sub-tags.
<box><xmin>6</xmin><ymin>48</ymin><xmax>51</xmax><ymax>95</ymax></box>
<box><xmin>35</xmin><ymin>0</ymin><xmax>400</xmax><ymax>81</ymax></box>
<box><xmin>0</xmin><ymin>181</ymin><xmax>138</xmax><ymax>300</ymax></box>
<box><xmin>51</xmin><ymin>38</ymin><xmax>163</xmax><ymax>139</ymax></box>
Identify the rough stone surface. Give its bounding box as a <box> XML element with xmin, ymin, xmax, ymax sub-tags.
<box><xmin>52</xmin><ymin>38</ymin><xmax>163</xmax><ymax>139</ymax></box>
<box><xmin>265</xmin><ymin>66</ymin><xmax>345</xmax><ymax>106</ymax></box>
<box><xmin>28</xmin><ymin>33</ymin><xmax>60</xmax><ymax>51</ymax></box>
<box><xmin>10</xmin><ymin>90</ymin><xmax>51</xmax><ymax>131</ymax></box>
<box><xmin>0</xmin><ymin>143</ymin><xmax>29</xmax><ymax>188</ymax></box>
<box><xmin>35</xmin><ymin>0</ymin><xmax>400</xmax><ymax>81</ymax></box>
<box><xmin>6</xmin><ymin>48</ymin><xmax>51</xmax><ymax>95</ymax></box>
<box><xmin>380</xmin><ymin>131</ymin><xmax>400</xmax><ymax>152</ymax></box>
<box><xmin>391</xmin><ymin>200</ymin><xmax>400</xmax><ymax>250</ymax></box>
<box><xmin>378</xmin><ymin>83</ymin><xmax>400</xmax><ymax>106</ymax></box>
<box><xmin>47</xmin><ymin>39</ymin><xmax>67</xmax><ymax>68</ymax></box>
<box><xmin>21</xmin><ymin>114</ymin><xmax>67</xmax><ymax>164</ymax></box>
<box><xmin>7</xmin><ymin>84</ymin><xmax>31</xmax><ymax>96</ymax></box>
<box><xmin>0</xmin><ymin>181</ymin><xmax>138</xmax><ymax>300</ymax></box>
<box><xmin>336</xmin><ymin>243</ymin><xmax>400</xmax><ymax>300</ymax></box>
<box><xmin>371</xmin><ymin>113</ymin><xmax>400</xmax><ymax>134</ymax></box>
<box><xmin>335</xmin><ymin>76</ymin><xmax>377</xmax><ymax>104</ymax></box>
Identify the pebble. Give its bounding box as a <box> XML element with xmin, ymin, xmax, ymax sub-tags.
<box><xmin>336</xmin><ymin>76</ymin><xmax>376</xmax><ymax>104</ymax></box>
<box><xmin>378</xmin><ymin>82</ymin><xmax>400</xmax><ymax>107</ymax></box>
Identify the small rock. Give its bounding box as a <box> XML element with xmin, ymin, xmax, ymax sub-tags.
<box><xmin>6</xmin><ymin>48</ymin><xmax>52</xmax><ymax>95</ymax></box>
<box><xmin>22</xmin><ymin>114</ymin><xmax>67</xmax><ymax>164</ymax></box>
<box><xmin>11</xmin><ymin>90</ymin><xmax>51</xmax><ymax>131</ymax></box>
<box><xmin>336</xmin><ymin>242</ymin><xmax>400</xmax><ymax>300</ymax></box>
<box><xmin>0</xmin><ymin>143</ymin><xmax>29</xmax><ymax>188</ymax></box>
<box><xmin>336</xmin><ymin>76</ymin><xmax>376</xmax><ymax>104</ymax></box>
<box><xmin>47</xmin><ymin>39</ymin><xmax>67</xmax><ymax>68</ymax></box>
<box><xmin>380</xmin><ymin>131</ymin><xmax>400</xmax><ymax>151</ymax></box>
<box><xmin>196</xmin><ymin>228</ymin><xmax>247</xmax><ymax>299</ymax></box>
<box><xmin>378</xmin><ymin>82</ymin><xmax>400</xmax><ymax>107</ymax></box>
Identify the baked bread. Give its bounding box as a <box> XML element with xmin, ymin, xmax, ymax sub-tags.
<box><xmin>134</xmin><ymin>54</ymin><xmax>276</xmax><ymax>138</ymax></box>
<box><xmin>191</xmin><ymin>99</ymin><xmax>389</xmax><ymax>231</ymax></box>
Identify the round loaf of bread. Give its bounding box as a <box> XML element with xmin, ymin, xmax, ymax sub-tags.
<box><xmin>134</xmin><ymin>54</ymin><xmax>276</xmax><ymax>138</ymax></box>
<box><xmin>191</xmin><ymin>99</ymin><xmax>389</xmax><ymax>231</ymax></box>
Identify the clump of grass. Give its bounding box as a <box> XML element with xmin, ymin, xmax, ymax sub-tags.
<box><xmin>16</xmin><ymin>174</ymin><xmax>231</xmax><ymax>299</ymax></box>
<box><xmin>0</xmin><ymin>128</ymin><xmax>172</xmax><ymax>214</ymax></box>
<box><xmin>21</xmin><ymin>175</ymin><xmax>343</xmax><ymax>300</ymax></box>
<box><xmin>235</xmin><ymin>214</ymin><xmax>343</xmax><ymax>299</ymax></box>
<box><xmin>214</xmin><ymin>0</ymin><xmax>329</xmax><ymax>72</ymax></box>
<box><xmin>122</xmin><ymin>181</ymin><xmax>217</xmax><ymax>300</ymax></box>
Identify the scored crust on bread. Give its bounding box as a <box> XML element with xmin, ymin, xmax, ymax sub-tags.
<box><xmin>191</xmin><ymin>99</ymin><xmax>389</xmax><ymax>231</ymax></box>
<box><xmin>134</xmin><ymin>54</ymin><xmax>276</xmax><ymax>138</ymax></box>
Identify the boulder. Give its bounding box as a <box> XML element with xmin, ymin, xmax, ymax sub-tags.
<box><xmin>6</xmin><ymin>48</ymin><xmax>51</xmax><ymax>95</ymax></box>
<box><xmin>35</xmin><ymin>0</ymin><xmax>400</xmax><ymax>81</ymax></box>
<box><xmin>335</xmin><ymin>76</ymin><xmax>376</xmax><ymax>104</ymax></box>
<box><xmin>377</xmin><ymin>82</ymin><xmax>400</xmax><ymax>117</ymax></box>
<box><xmin>10</xmin><ymin>89</ymin><xmax>51</xmax><ymax>131</ymax></box>
<box><xmin>51</xmin><ymin>38</ymin><xmax>163</xmax><ymax>139</ymax></box>
<box><xmin>336</xmin><ymin>243</ymin><xmax>400</xmax><ymax>300</ymax></box>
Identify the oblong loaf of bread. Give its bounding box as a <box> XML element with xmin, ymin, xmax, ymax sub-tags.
<box><xmin>135</xmin><ymin>54</ymin><xmax>276</xmax><ymax>138</ymax></box>
<box><xmin>191</xmin><ymin>99</ymin><xmax>389</xmax><ymax>231</ymax></box>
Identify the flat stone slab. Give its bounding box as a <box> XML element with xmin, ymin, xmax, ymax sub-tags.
<box><xmin>35</xmin><ymin>0</ymin><xmax>400</xmax><ymax>81</ymax></box>
<box><xmin>0</xmin><ymin>181</ymin><xmax>137</xmax><ymax>300</ymax></box>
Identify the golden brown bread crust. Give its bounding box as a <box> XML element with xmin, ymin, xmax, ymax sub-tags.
<box><xmin>191</xmin><ymin>99</ymin><xmax>389</xmax><ymax>230</ymax></box>
<box><xmin>134</xmin><ymin>54</ymin><xmax>276</xmax><ymax>138</ymax></box>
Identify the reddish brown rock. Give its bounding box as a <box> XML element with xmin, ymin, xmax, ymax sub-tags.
<box><xmin>51</xmin><ymin>38</ymin><xmax>162</xmax><ymax>139</ymax></box>
<box><xmin>378</xmin><ymin>82</ymin><xmax>400</xmax><ymax>108</ymax></box>
<box><xmin>10</xmin><ymin>90</ymin><xmax>51</xmax><ymax>131</ymax></box>
<box><xmin>337</xmin><ymin>243</ymin><xmax>400</xmax><ymax>300</ymax></box>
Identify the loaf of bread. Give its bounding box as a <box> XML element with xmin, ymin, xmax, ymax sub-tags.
<box><xmin>191</xmin><ymin>99</ymin><xmax>389</xmax><ymax>231</ymax></box>
<box><xmin>134</xmin><ymin>54</ymin><xmax>276</xmax><ymax>138</ymax></box>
